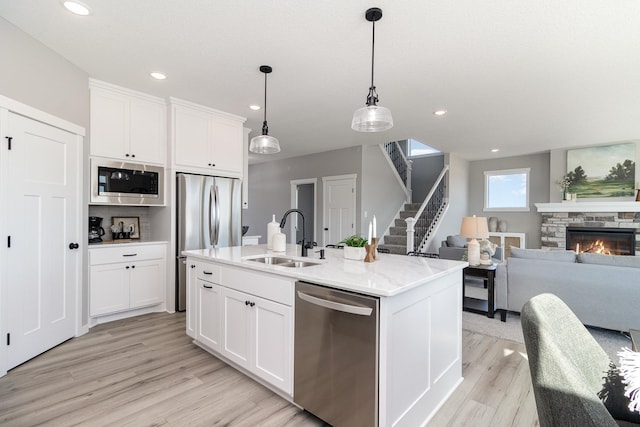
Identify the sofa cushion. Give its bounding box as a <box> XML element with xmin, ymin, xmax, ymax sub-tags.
<box><xmin>446</xmin><ymin>235</ymin><xmax>468</xmax><ymax>248</ymax></box>
<box><xmin>510</xmin><ymin>247</ymin><xmax>577</xmax><ymax>262</ymax></box>
<box><xmin>578</xmin><ymin>253</ymin><xmax>640</xmax><ymax>269</ymax></box>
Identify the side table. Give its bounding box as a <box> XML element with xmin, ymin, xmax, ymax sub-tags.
<box><xmin>463</xmin><ymin>264</ymin><xmax>497</xmax><ymax>319</ymax></box>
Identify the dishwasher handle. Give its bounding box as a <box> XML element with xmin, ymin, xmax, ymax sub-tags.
<box><xmin>297</xmin><ymin>291</ymin><xmax>373</xmax><ymax>316</ymax></box>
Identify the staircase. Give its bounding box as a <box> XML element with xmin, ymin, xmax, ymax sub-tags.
<box><xmin>378</xmin><ymin>203</ymin><xmax>422</xmax><ymax>255</ymax></box>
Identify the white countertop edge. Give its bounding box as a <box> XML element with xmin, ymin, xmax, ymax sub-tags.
<box><xmin>183</xmin><ymin>245</ymin><xmax>467</xmax><ymax>298</ymax></box>
<box><xmin>89</xmin><ymin>240</ymin><xmax>168</xmax><ymax>248</ymax></box>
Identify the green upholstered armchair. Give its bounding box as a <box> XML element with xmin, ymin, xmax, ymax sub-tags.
<box><xmin>521</xmin><ymin>293</ymin><xmax>640</xmax><ymax>427</ymax></box>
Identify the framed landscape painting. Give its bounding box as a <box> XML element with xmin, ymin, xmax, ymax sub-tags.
<box><xmin>566</xmin><ymin>142</ymin><xmax>636</xmax><ymax>199</ymax></box>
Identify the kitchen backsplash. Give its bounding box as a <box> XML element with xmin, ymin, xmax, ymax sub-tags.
<box><xmin>88</xmin><ymin>206</ymin><xmax>153</xmax><ymax>241</ymax></box>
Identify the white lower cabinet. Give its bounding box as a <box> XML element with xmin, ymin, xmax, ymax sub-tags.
<box><xmin>197</xmin><ymin>279</ymin><xmax>222</xmax><ymax>351</ymax></box>
<box><xmin>189</xmin><ymin>260</ymin><xmax>293</xmax><ymax>395</ymax></box>
<box><xmin>90</xmin><ymin>243</ymin><xmax>166</xmax><ymax>317</ymax></box>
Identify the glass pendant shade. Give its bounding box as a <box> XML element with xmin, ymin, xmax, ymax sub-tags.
<box><xmin>351</xmin><ymin>105</ymin><xmax>393</xmax><ymax>132</ymax></box>
<box><xmin>249</xmin><ymin>134</ymin><xmax>280</xmax><ymax>154</ymax></box>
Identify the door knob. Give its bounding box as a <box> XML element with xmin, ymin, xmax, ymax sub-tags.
<box><xmin>68</xmin><ymin>242</ymin><xmax>79</xmax><ymax>249</ymax></box>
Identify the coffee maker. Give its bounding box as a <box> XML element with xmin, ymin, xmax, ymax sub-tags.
<box><xmin>89</xmin><ymin>216</ymin><xmax>106</xmax><ymax>243</ymax></box>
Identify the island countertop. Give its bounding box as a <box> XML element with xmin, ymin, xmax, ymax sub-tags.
<box><xmin>183</xmin><ymin>244</ymin><xmax>467</xmax><ymax>297</ymax></box>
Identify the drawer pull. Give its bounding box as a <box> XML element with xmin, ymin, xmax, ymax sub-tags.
<box><xmin>203</xmin><ymin>271</ymin><xmax>213</xmax><ymax>275</ymax></box>
<box><xmin>123</xmin><ymin>253</ymin><xmax>137</xmax><ymax>257</ymax></box>
<box><xmin>203</xmin><ymin>284</ymin><xmax>213</xmax><ymax>289</ymax></box>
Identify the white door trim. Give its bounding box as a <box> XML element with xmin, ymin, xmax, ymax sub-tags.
<box><xmin>289</xmin><ymin>178</ymin><xmax>317</xmax><ymax>244</ymax></box>
<box><xmin>322</xmin><ymin>174</ymin><xmax>357</xmax><ymax>246</ymax></box>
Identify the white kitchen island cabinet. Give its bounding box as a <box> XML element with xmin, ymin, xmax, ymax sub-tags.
<box><xmin>170</xmin><ymin>98</ymin><xmax>246</xmax><ymax>178</ymax></box>
<box><xmin>184</xmin><ymin>245</ymin><xmax>466</xmax><ymax>427</ymax></box>
<box><xmin>89</xmin><ymin>79</ymin><xmax>167</xmax><ymax>165</ymax></box>
<box><xmin>89</xmin><ymin>242</ymin><xmax>167</xmax><ymax>320</ymax></box>
<box><xmin>186</xmin><ymin>259</ymin><xmax>293</xmax><ymax>395</ymax></box>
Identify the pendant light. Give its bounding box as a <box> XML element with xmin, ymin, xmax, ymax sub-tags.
<box><xmin>351</xmin><ymin>7</ymin><xmax>393</xmax><ymax>132</ymax></box>
<box><xmin>249</xmin><ymin>65</ymin><xmax>281</xmax><ymax>154</ymax></box>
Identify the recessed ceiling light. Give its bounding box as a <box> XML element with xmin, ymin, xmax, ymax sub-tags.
<box><xmin>249</xmin><ymin>105</ymin><xmax>261</xmax><ymax>111</ymax></box>
<box><xmin>150</xmin><ymin>72</ymin><xmax>166</xmax><ymax>80</ymax></box>
<box><xmin>433</xmin><ymin>109</ymin><xmax>448</xmax><ymax>116</ymax></box>
<box><xmin>61</xmin><ymin>0</ymin><xmax>91</xmax><ymax>16</ymax></box>
<box><xmin>491</xmin><ymin>148</ymin><xmax>500</xmax><ymax>153</ymax></box>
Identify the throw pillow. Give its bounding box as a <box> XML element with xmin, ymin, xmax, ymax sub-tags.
<box><xmin>478</xmin><ymin>239</ymin><xmax>497</xmax><ymax>255</ymax></box>
<box><xmin>618</xmin><ymin>347</ymin><xmax>640</xmax><ymax>415</ymax></box>
<box><xmin>510</xmin><ymin>247</ymin><xmax>577</xmax><ymax>262</ymax></box>
<box><xmin>577</xmin><ymin>253</ymin><xmax>640</xmax><ymax>269</ymax></box>
<box><xmin>446</xmin><ymin>235</ymin><xmax>468</xmax><ymax>248</ymax></box>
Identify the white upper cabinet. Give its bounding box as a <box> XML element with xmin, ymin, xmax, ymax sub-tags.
<box><xmin>170</xmin><ymin>98</ymin><xmax>246</xmax><ymax>177</ymax></box>
<box><xmin>89</xmin><ymin>79</ymin><xmax>167</xmax><ymax>165</ymax></box>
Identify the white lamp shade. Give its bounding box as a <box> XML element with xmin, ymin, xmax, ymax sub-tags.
<box><xmin>249</xmin><ymin>134</ymin><xmax>280</xmax><ymax>154</ymax></box>
<box><xmin>351</xmin><ymin>105</ymin><xmax>394</xmax><ymax>132</ymax></box>
<box><xmin>459</xmin><ymin>215</ymin><xmax>489</xmax><ymax>239</ymax></box>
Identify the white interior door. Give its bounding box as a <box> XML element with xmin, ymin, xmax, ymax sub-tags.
<box><xmin>5</xmin><ymin>112</ymin><xmax>79</xmax><ymax>369</ymax></box>
<box><xmin>322</xmin><ymin>175</ymin><xmax>356</xmax><ymax>246</ymax></box>
<box><xmin>290</xmin><ymin>178</ymin><xmax>317</xmax><ymax>245</ymax></box>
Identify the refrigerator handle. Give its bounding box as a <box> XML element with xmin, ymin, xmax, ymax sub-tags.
<box><xmin>209</xmin><ymin>186</ymin><xmax>215</xmax><ymax>245</ymax></box>
<box><xmin>214</xmin><ymin>185</ymin><xmax>221</xmax><ymax>245</ymax></box>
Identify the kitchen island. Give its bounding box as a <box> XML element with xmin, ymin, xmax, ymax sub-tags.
<box><xmin>183</xmin><ymin>244</ymin><xmax>466</xmax><ymax>427</ymax></box>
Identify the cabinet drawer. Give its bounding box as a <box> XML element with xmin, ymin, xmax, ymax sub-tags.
<box><xmin>221</xmin><ymin>266</ymin><xmax>293</xmax><ymax>306</ymax></box>
<box><xmin>90</xmin><ymin>244</ymin><xmax>166</xmax><ymax>265</ymax></box>
<box><xmin>195</xmin><ymin>261</ymin><xmax>221</xmax><ymax>283</ymax></box>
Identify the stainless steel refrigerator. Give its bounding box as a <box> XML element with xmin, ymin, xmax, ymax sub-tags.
<box><xmin>176</xmin><ymin>173</ymin><xmax>242</xmax><ymax>311</ymax></box>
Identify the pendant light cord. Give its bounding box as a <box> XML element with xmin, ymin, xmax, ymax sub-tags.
<box><xmin>370</xmin><ymin>19</ymin><xmax>375</xmax><ymax>91</ymax></box>
<box><xmin>262</xmin><ymin>71</ymin><xmax>269</xmax><ymax>135</ymax></box>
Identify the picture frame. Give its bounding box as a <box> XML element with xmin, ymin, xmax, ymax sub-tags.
<box><xmin>111</xmin><ymin>216</ymin><xmax>140</xmax><ymax>239</ymax></box>
<box><xmin>566</xmin><ymin>142</ymin><xmax>636</xmax><ymax>199</ymax></box>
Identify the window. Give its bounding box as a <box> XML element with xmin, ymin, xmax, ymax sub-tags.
<box><xmin>484</xmin><ymin>168</ymin><xmax>530</xmax><ymax>211</ymax></box>
<box><xmin>407</xmin><ymin>139</ymin><xmax>440</xmax><ymax>158</ymax></box>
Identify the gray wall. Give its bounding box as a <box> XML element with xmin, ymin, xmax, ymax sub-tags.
<box><xmin>0</xmin><ymin>18</ymin><xmax>91</xmax><ymax>326</ymax></box>
<box><xmin>360</xmin><ymin>144</ymin><xmax>407</xmax><ymax>239</ymax></box>
<box><xmin>468</xmin><ymin>152</ymin><xmax>550</xmax><ymax>248</ymax></box>
<box><xmin>0</xmin><ymin>18</ymin><xmax>89</xmax><ymax>127</ymax></box>
<box><xmin>246</xmin><ymin>146</ymin><xmax>363</xmax><ymax>245</ymax></box>
<box><xmin>410</xmin><ymin>154</ymin><xmax>445</xmax><ymax>203</ymax></box>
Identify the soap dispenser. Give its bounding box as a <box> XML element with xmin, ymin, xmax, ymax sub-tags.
<box><xmin>267</xmin><ymin>214</ymin><xmax>280</xmax><ymax>250</ymax></box>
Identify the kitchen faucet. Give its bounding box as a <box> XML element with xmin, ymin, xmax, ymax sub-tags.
<box><xmin>279</xmin><ymin>209</ymin><xmax>313</xmax><ymax>257</ymax></box>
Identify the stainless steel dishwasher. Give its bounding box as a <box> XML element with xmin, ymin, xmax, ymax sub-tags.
<box><xmin>294</xmin><ymin>281</ymin><xmax>379</xmax><ymax>427</ymax></box>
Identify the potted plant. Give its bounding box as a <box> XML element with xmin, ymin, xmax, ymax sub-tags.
<box><xmin>338</xmin><ymin>234</ymin><xmax>368</xmax><ymax>260</ymax></box>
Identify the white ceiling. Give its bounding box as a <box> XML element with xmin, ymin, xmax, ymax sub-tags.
<box><xmin>1</xmin><ymin>0</ymin><xmax>639</xmax><ymax>164</ymax></box>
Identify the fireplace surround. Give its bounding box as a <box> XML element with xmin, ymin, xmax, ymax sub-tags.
<box><xmin>566</xmin><ymin>227</ymin><xmax>636</xmax><ymax>256</ymax></box>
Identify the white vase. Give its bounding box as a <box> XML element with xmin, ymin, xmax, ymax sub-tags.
<box><xmin>498</xmin><ymin>220</ymin><xmax>508</xmax><ymax>232</ymax></box>
<box><xmin>343</xmin><ymin>246</ymin><xmax>366</xmax><ymax>260</ymax></box>
<box><xmin>488</xmin><ymin>217</ymin><xmax>498</xmax><ymax>232</ymax></box>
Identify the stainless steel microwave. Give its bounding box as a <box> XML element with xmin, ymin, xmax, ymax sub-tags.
<box><xmin>90</xmin><ymin>159</ymin><xmax>164</xmax><ymax>205</ymax></box>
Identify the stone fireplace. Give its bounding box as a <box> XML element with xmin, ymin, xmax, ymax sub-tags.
<box><xmin>537</xmin><ymin>204</ymin><xmax>640</xmax><ymax>254</ymax></box>
<box><xmin>565</xmin><ymin>226</ymin><xmax>636</xmax><ymax>255</ymax></box>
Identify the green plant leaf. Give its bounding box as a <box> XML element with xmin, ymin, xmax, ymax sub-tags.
<box><xmin>337</xmin><ymin>234</ymin><xmax>368</xmax><ymax>247</ymax></box>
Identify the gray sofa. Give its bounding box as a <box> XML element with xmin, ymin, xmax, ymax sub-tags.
<box><xmin>496</xmin><ymin>248</ymin><xmax>640</xmax><ymax>332</ymax></box>
<box><xmin>439</xmin><ymin>235</ymin><xmax>504</xmax><ymax>263</ymax></box>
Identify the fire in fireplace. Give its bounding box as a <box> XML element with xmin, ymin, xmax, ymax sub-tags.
<box><xmin>566</xmin><ymin>227</ymin><xmax>636</xmax><ymax>256</ymax></box>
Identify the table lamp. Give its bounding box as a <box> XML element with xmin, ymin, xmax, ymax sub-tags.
<box><xmin>459</xmin><ymin>215</ymin><xmax>490</xmax><ymax>266</ymax></box>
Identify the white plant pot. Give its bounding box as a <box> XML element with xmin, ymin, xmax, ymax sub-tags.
<box><xmin>343</xmin><ymin>246</ymin><xmax>366</xmax><ymax>261</ymax></box>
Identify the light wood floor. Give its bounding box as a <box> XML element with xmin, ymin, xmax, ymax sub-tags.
<box><xmin>0</xmin><ymin>312</ymin><xmax>539</xmax><ymax>426</ymax></box>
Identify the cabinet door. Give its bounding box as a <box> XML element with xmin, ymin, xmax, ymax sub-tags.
<box><xmin>130</xmin><ymin>98</ymin><xmax>166</xmax><ymax>165</ymax></box>
<box><xmin>220</xmin><ymin>287</ymin><xmax>251</xmax><ymax>370</ymax></box>
<box><xmin>174</xmin><ymin>105</ymin><xmax>211</xmax><ymax>169</ymax></box>
<box><xmin>90</xmin><ymin>89</ymin><xmax>129</xmax><ymax>159</ymax></box>
<box><xmin>197</xmin><ymin>280</ymin><xmax>221</xmax><ymax>351</ymax></box>
<box><xmin>129</xmin><ymin>259</ymin><xmax>164</xmax><ymax>309</ymax></box>
<box><xmin>186</xmin><ymin>261</ymin><xmax>197</xmax><ymax>338</ymax></box>
<box><xmin>210</xmin><ymin>117</ymin><xmax>243</xmax><ymax>174</ymax></box>
<box><xmin>90</xmin><ymin>263</ymin><xmax>130</xmax><ymax>316</ymax></box>
<box><xmin>252</xmin><ymin>296</ymin><xmax>292</xmax><ymax>394</ymax></box>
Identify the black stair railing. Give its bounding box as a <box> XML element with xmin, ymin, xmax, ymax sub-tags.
<box><xmin>384</xmin><ymin>141</ymin><xmax>408</xmax><ymax>187</ymax></box>
<box><xmin>407</xmin><ymin>166</ymin><xmax>449</xmax><ymax>253</ymax></box>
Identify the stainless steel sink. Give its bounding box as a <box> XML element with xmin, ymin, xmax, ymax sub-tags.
<box><xmin>247</xmin><ymin>256</ymin><xmax>321</xmax><ymax>268</ymax></box>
